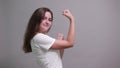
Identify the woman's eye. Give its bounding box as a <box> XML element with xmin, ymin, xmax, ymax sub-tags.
<box><xmin>43</xmin><ymin>17</ymin><xmax>47</xmax><ymax>20</ymax></box>
<box><xmin>49</xmin><ymin>18</ymin><xmax>52</xmax><ymax>22</ymax></box>
<box><xmin>43</xmin><ymin>17</ymin><xmax>52</xmax><ymax>22</ymax></box>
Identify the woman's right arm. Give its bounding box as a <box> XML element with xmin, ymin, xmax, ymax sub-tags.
<box><xmin>50</xmin><ymin>10</ymin><xmax>75</xmax><ymax>49</ymax></box>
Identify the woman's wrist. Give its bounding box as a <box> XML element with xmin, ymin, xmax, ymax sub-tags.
<box><xmin>69</xmin><ymin>16</ymin><xmax>74</xmax><ymax>23</ymax></box>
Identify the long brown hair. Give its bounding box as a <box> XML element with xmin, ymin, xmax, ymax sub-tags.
<box><xmin>23</xmin><ymin>7</ymin><xmax>53</xmax><ymax>53</ymax></box>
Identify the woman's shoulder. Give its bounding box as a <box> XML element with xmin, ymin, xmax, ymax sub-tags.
<box><xmin>33</xmin><ymin>33</ymin><xmax>49</xmax><ymax>40</ymax></box>
<box><xmin>31</xmin><ymin>32</ymin><xmax>55</xmax><ymax>43</ymax></box>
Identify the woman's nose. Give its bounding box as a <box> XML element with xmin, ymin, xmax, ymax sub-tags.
<box><xmin>46</xmin><ymin>19</ymin><xmax>48</xmax><ymax>22</ymax></box>
<box><xmin>45</xmin><ymin>19</ymin><xmax>49</xmax><ymax>24</ymax></box>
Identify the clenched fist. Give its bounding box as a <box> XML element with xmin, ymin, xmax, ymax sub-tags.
<box><xmin>62</xmin><ymin>10</ymin><xmax>74</xmax><ymax>21</ymax></box>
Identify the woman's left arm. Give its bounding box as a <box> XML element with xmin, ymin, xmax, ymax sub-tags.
<box><xmin>57</xmin><ymin>33</ymin><xmax>64</xmax><ymax>58</ymax></box>
<box><xmin>60</xmin><ymin>49</ymin><xmax>64</xmax><ymax>58</ymax></box>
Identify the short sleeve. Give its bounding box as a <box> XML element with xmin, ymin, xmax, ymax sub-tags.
<box><xmin>33</xmin><ymin>33</ymin><xmax>55</xmax><ymax>51</ymax></box>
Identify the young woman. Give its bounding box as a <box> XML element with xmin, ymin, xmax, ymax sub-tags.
<box><xmin>23</xmin><ymin>7</ymin><xmax>75</xmax><ymax>68</ymax></box>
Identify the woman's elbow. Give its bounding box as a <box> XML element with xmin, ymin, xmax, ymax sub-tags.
<box><xmin>69</xmin><ymin>42</ymin><xmax>74</xmax><ymax>47</ymax></box>
<box><xmin>69</xmin><ymin>44</ymin><xmax>73</xmax><ymax>48</ymax></box>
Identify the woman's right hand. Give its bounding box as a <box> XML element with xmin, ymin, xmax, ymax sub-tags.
<box><xmin>62</xmin><ymin>10</ymin><xmax>74</xmax><ymax>21</ymax></box>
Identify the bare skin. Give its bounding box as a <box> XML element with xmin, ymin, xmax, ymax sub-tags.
<box><xmin>50</xmin><ymin>10</ymin><xmax>75</xmax><ymax>49</ymax></box>
<box><xmin>57</xmin><ymin>33</ymin><xmax>64</xmax><ymax>58</ymax></box>
<box><xmin>39</xmin><ymin>9</ymin><xmax>75</xmax><ymax>50</ymax></box>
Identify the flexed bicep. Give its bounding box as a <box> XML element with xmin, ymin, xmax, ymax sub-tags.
<box><xmin>50</xmin><ymin>10</ymin><xmax>75</xmax><ymax>50</ymax></box>
<box><xmin>50</xmin><ymin>40</ymin><xmax>73</xmax><ymax>49</ymax></box>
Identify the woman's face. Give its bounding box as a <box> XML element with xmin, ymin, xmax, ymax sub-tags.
<box><xmin>39</xmin><ymin>11</ymin><xmax>52</xmax><ymax>34</ymax></box>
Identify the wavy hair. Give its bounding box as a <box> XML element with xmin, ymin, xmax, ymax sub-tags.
<box><xmin>23</xmin><ymin>7</ymin><xmax>53</xmax><ymax>53</ymax></box>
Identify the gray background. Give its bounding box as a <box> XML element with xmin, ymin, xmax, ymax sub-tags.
<box><xmin>0</xmin><ymin>0</ymin><xmax>120</xmax><ymax>68</ymax></box>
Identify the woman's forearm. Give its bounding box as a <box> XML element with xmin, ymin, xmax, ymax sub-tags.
<box><xmin>60</xmin><ymin>49</ymin><xmax>64</xmax><ymax>58</ymax></box>
<box><xmin>67</xmin><ymin>17</ymin><xmax>75</xmax><ymax>46</ymax></box>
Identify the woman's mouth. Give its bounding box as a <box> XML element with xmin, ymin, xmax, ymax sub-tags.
<box><xmin>44</xmin><ymin>24</ymin><xmax>50</xmax><ymax>28</ymax></box>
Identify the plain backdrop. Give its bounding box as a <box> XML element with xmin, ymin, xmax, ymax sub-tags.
<box><xmin>0</xmin><ymin>0</ymin><xmax>120</xmax><ymax>68</ymax></box>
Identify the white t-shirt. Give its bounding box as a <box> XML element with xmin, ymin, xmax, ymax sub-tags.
<box><xmin>31</xmin><ymin>33</ymin><xmax>63</xmax><ymax>68</ymax></box>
